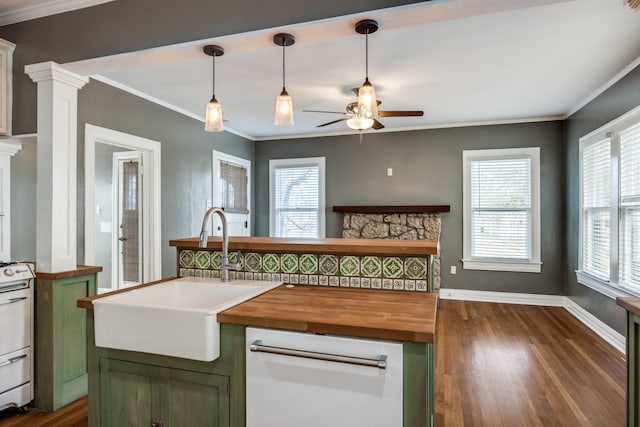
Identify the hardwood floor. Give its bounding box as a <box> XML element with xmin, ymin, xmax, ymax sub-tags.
<box><xmin>0</xmin><ymin>397</ymin><xmax>87</xmax><ymax>426</ymax></box>
<box><xmin>0</xmin><ymin>300</ymin><xmax>626</xmax><ymax>426</ymax></box>
<box><xmin>435</xmin><ymin>299</ymin><xmax>626</xmax><ymax>426</ymax></box>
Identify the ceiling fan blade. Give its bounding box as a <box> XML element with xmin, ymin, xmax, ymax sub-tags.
<box><xmin>317</xmin><ymin>117</ymin><xmax>349</xmax><ymax>127</ymax></box>
<box><xmin>372</xmin><ymin>119</ymin><xmax>385</xmax><ymax>130</ymax></box>
<box><xmin>303</xmin><ymin>109</ymin><xmax>346</xmax><ymax>115</ymax></box>
<box><xmin>378</xmin><ymin>110</ymin><xmax>424</xmax><ymax>117</ymax></box>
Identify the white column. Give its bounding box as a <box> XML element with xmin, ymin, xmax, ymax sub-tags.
<box><xmin>0</xmin><ymin>140</ymin><xmax>22</xmax><ymax>261</ymax></box>
<box><xmin>25</xmin><ymin>62</ymin><xmax>88</xmax><ymax>273</ymax></box>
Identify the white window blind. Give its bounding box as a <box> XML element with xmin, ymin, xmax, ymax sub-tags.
<box><xmin>462</xmin><ymin>147</ymin><xmax>541</xmax><ymax>273</ymax></box>
<box><xmin>470</xmin><ymin>157</ymin><xmax>531</xmax><ymax>260</ymax></box>
<box><xmin>269</xmin><ymin>158</ymin><xmax>325</xmax><ymax>238</ymax></box>
<box><xmin>619</xmin><ymin>124</ymin><xmax>640</xmax><ymax>289</ymax></box>
<box><xmin>581</xmin><ymin>138</ymin><xmax>611</xmax><ymax>281</ymax></box>
<box><xmin>577</xmin><ymin>105</ymin><xmax>640</xmax><ymax>298</ymax></box>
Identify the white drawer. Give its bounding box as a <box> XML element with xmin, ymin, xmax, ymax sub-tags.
<box><xmin>0</xmin><ymin>382</ymin><xmax>32</xmax><ymax>411</ymax></box>
<box><xmin>0</xmin><ymin>347</ymin><xmax>31</xmax><ymax>394</ymax></box>
<box><xmin>0</xmin><ymin>288</ymin><xmax>31</xmax><ymax>355</ymax></box>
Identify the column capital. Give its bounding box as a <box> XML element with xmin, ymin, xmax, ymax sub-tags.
<box><xmin>0</xmin><ymin>140</ymin><xmax>22</xmax><ymax>156</ymax></box>
<box><xmin>25</xmin><ymin>61</ymin><xmax>88</xmax><ymax>89</ymax></box>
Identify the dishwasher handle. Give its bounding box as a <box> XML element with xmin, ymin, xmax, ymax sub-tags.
<box><xmin>250</xmin><ymin>340</ymin><xmax>387</xmax><ymax>369</ymax></box>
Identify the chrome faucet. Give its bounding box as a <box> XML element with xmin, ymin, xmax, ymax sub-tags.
<box><xmin>199</xmin><ymin>207</ymin><xmax>240</xmax><ymax>282</ymax></box>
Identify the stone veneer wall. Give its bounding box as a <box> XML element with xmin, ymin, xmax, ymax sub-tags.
<box><xmin>342</xmin><ymin>213</ymin><xmax>441</xmax><ymax>289</ymax></box>
<box><xmin>177</xmin><ymin>249</ymin><xmax>434</xmax><ymax>292</ymax></box>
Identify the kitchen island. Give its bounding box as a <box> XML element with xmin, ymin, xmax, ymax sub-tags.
<box><xmin>78</xmin><ymin>237</ymin><xmax>438</xmax><ymax>426</ymax></box>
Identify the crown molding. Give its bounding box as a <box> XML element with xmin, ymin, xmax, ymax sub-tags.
<box><xmin>0</xmin><ymin>0</ymin><xmax>114</xmax><ymax>27</ymax></box>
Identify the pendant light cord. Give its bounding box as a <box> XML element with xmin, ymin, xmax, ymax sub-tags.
<box><xmin>282</xmin><ymin>43</ymin><xmax>286</xmax><ymax>89</ymax></box>
<box><xmin>212</xmin><ymin>54</ymin><xmax>216</xmax><ymax>97</ymax></box>
<box><xmin>365</xmin><ymin>29</ymin><xmax>369</xmax><ymax>79</ymax></box>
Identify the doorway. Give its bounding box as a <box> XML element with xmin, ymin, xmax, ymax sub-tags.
<box><xmin>211</xmin><ymin>150</ymin><xmax>251</xmax><ymax>236</ymax></box>
<box><xmin>84</xmin><ymin>124</ymin><xmax>161</xmax><ymax>294</ymax></box>
<box><xmin>113</xmin><ymin>151</ymin><xmax>143</xmax><ymax>289</ymax></box>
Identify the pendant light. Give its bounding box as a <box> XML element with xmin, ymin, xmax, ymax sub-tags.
<box><xmin>355</xmin><ymin>19</ymin><xmax>379</xmax><ymax>122</ymax></box>
<box><xmin>203</xmin><ymin>45</ymin><xmax>224</xmax><ymax>132</ymax></box>
<box><xmin>273</xmin><ymin>33</ymin><xmax>295</xmax><ymax>126</ymax></box>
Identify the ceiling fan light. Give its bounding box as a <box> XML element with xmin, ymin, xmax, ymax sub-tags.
<box><xmin>357</xmin><ymin>78</ymin><xmax>378</xmax><ymax>119</ymax></box>
<box><xmin>205</xmin><ymin>96</ymin><xmax>224</xmax><ymax>132</ymax></box>
<box><xmin>275</xmin><ymin>88</ymin><xmax>294</xmax><ymax>126</ymax></box>
<box><xmin>347</xmin><ymin>116</ymin><xmax>374</xmax><ymax>131</ymax></box>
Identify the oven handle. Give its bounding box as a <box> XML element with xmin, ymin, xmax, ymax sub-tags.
<box><xmin>0</xmin><ymin>354</ymin><xmax>27</xmax><ymax>368</ymax></box>
<box><xmin>249</xmin><ymin>340</ymin><xmax>387</xmax><ymax>369</ymax></box>
<box><xmin>0</xmin><ymin>296</ymin><xmax>27</xmax><ymax>306</ymax></box>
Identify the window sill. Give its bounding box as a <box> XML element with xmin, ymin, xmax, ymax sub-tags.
<box><xmin>575</xmin><ymin>270</ymin><xmax>635</xmax><ymax>299</ymax></box>
<box><xmin>461</xmin><ymin>259</ymin><xmax>542</xmax><ymax>273</ymax></box>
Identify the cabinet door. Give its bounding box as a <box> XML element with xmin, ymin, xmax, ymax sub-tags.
<box><xmin>99</xmin><ymin>358</ymin><xmax>158</xmax><ymax>427</ymax></box>
<box><xmin>162</xmin><ymin>369</ymin><xmax>230</xmax><ymax>427</ymax></box>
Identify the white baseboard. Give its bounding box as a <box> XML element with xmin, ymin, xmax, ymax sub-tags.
<box><xmin>439</xmin><ymin>288</ymin><xmax>625</xmax><ymax>354</ymax></box>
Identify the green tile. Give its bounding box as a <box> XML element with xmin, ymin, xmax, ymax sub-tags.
<box><xmin>382</xmin><ymin>257</ymin><xmax>404</xmax><ymax>279</ymax></box>
<box><xmin>195</xmin><ymin>251</ymin><xmax>210</xmax><ymax>269</ymax></box>
<box><xmin>319</xmin><ymin>254</ymin><xmax>339</xmax><ymax>275</ymax></box>
<box><xmin>179</xmin><ymin>250</ymin><xmax>195</xmax><ymax>268</ymax></box>
<box><xmin>211</xmin><ymin>251</ymin><xmax>222</xmax><ymax>270</ymax></box>
<box><xmin>281</xmin><ymin>253</ymin><xmax>299</xmax><ymax>274</ymax></box>
<box><xmin>299</xmin><ymin>254</ymin><xmax>318</xmax><ymax>275</ymax></box>
<box><xmin>245</xmin><ymin>253</ymin><xmax>262</xmax><ymax>273</ymax></box>
<box><xmin>339</xmin><ymin>256</ymin><xmax>359</xmax><ymax>276</ymax></box>
<box><xmin>360</xmin><ymin>256</ymin><xmax>381</xmax><ymax>278</ymax></box>
<box><xmin>263</xmin><ymin>253</ymin><xmax>280</xmax><ymax>273</ymax></box>
<box><xmin>405</xmin><ymin>257</ymin><xmax>427</xmax><ymax>279</ymax></box>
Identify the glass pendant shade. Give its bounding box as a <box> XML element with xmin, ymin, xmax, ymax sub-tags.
<box><xmin>346</xmin><ymin>116</ymin><xmax>374</xmax><ymax>131</ymax></box>
<box><xmin>274</xmin><ymin>88</ymin><xmax>294</xmax><ymax>126</ymax></box>
<box><xmin>205</xmin><ymin>96</ymin><xmax>224</xmax><ymax>132</ymax></box>
<box><xmin>357</xmin><ymin>78</ymin><xmax>378</xmax><ymax>119</ymax></box>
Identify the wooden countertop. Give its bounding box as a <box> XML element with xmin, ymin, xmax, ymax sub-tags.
<box><xmin>169</xmin><ymin>236</ymin><xmax>438</xmax><ymax>256</ymax></box>
<box><xmin>617</xmin><ymin>296</ymin><xmax>640</xmax><ymax>317</ymax></box>
<box><xmin>36</xmin><ymin>265</ymin><xmax>102</xmax><ymax>280</ymax></box>
<box><xmin>218</xmin><ymin>285</ymin><xmax>437</xmax><ymax>343</ymax></box>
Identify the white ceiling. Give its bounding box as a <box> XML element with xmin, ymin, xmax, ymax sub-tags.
<box><xmin>53</xmin><ymin>0</ymin><xmax>640</xmax><ymax>141</ymax></box>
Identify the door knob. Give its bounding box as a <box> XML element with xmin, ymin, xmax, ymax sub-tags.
<box><xmin>118</xmin><ymin>237</ymin><xmax>128</xmax><ymax>241</ymax></box>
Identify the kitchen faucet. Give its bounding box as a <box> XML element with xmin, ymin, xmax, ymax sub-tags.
<box><xmin>199</xmin><ymin>207</ymin><xmax>240</xmax><ymax>282</ymax></box>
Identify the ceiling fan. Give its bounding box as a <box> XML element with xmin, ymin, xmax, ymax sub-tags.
<box><xmin>304</xmin><ymin>93</ymin><xmax>424</xmax><ymax>131</ymax></box>
<box><xmin>304</xmin><ymin>19</ymin><xmax>424</xmax><ymax>131</ymax></box>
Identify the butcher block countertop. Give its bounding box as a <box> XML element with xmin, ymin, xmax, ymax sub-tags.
<box><xmin>617</xmin><ymin>297</ymin><xmax>640</xmax><ymax>317</ymax></box>
<box><xmin>169</xmin><ymin>236</ymin><xmax>438</xmax><ymax>256</ymax></box>
<box><xmin>218</xmin><ymin>285</ymin><xmax>437</xmax><ymax>343</ymax></box>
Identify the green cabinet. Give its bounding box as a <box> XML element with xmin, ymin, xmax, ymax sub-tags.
<box><xmin>99</xmin><ymin>358</ymin><xmax>229</xmax><ymax>427</ymax></box>
<box><xmin>35</xmin><ymin>271</ymin><xmax>98</xmax><ymax>411</ymax></box>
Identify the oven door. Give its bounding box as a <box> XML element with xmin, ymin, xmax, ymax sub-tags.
<box><xmin>0</xmin><ymin>287</ymin><xmax>31</xmax><ymax>356</ymax></box>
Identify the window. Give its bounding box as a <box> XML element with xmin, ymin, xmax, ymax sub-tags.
<box><xmin>462</xmin><ymin>147</ymin><xmax>541</xmax><ymax>272</ymax></box>
<box><xmin>578</xmin><ymin>106</ymin><xmax>640</xmax><ymax>297</ymax></box>
<box><xmin>269</xmin><ymin>157</ymin><xmax>325</xmax><ymax>238</ymax></box>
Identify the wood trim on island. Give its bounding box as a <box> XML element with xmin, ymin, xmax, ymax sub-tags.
<box><xmin>332</xmin><ymin>205</ymin><xmax>450</xmax><ymax>214</ymax></box>
<box><xmin>35</xmin><ymin>265</ymin><xmax>102</xmax><ymax>280</ymax></box>
<box><xmin>169</xmin><ymin>236</ymin><xmax>438</xmax><ymax>256</ymax></box>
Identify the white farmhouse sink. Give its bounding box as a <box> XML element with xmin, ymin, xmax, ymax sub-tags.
<box><xmin>93</xmin><ymin>277</ymin><xmax>281</xmax><ymax>361</ymax></box>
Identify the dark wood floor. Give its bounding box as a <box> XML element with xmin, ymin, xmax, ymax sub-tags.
<box><xmin>0</xmin><ymin>299</ymin><xmax>626</xmax><ymax>426</ymax></box>
<box><xmin>435</xmin><ymin>299</ymin><xmax>626</xmax><ymax>426</ymax></box>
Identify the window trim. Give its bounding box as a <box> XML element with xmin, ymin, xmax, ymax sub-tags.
<box><xmin>462</xmin><ymin>147</ymin><xmax>541</xmax><ymax>273</ymax></box>
<box><xmin>577</xmin><ymin>104</ymin><xmax>640</xmax><ymax>297</ymax></box>
<box><xmin>269</xmin><ymin>157</ymin><xmax>326</xmax><ymax>238</ymax></box>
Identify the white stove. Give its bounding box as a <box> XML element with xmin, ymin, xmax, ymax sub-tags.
<box><xmin>0</xmin><ymin>262</ymin><xmax>34</xmax><ymax>412</ymax></box>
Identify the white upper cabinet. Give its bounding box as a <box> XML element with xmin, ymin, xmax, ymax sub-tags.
<box><xmin>0</xmin><ymin>38</ymin><xmax>15</xmax><ymax>136</ymax></box>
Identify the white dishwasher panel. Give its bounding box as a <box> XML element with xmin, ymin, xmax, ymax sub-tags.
<box><xmin>246</xmin><ymin>327</ymin><xmax>403</xmax><ymax>427</ymax></box>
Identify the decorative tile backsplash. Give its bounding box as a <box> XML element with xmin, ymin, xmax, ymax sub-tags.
<box><xmin>178</xmin><ymin>249</ymin><xmax>433</xmax><ymax>292</ymax></box>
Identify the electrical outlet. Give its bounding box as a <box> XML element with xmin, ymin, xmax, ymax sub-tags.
<box><xmin>387</xmin><ymin>167</ymin><xmax>393</xmax><ymax>176</ymax></box>
<box><xmin>450</xmin><ymin>265</ymin><xmax>457</xmax><ymax>275</ymax></box>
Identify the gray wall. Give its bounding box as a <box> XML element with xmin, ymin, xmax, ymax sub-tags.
<box><xmin>564</xmin><ymin>63</ymin><xmax>640</xmax><ymax>335</ymax></box>
<box><xmin>77</xmin><ymin>80</ymin><xmax>253</xmax><ymax>280</ymax></box>
<box><xmin>255</xmin><ymin>121</ymin><xmax>565</xmax><ymax>294</ymax></box>
<box><xmin>10</xmin><ymin>139</ymin><xmax>35</xmax><ymax>262</ymax></box>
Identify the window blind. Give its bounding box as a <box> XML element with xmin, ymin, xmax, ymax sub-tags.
<box><xmin>220</xmin><ymin>161</ymin><xmax>248</xmax><ymax>214</ymax></box>
<box><xmin>470</xmin><ymin>157</ymin><xmax>531</xmax><ymax>260</ymax></box>
<box><xmin>581</xmin><ymin>138</ymin><xmax>611</xmax><ymax>280</ymax></box>
<box><xmin>273</xmin><ymin>165</ymin><xmax>320</xmax><ymax>238</ymax></box>
<box><xmin>620</xmin><ymin>124</ymin><xmax>640</xmax><ymax>289</ymax></box>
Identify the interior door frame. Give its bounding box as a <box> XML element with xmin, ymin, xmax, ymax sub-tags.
<box><xmin>212</xmin><ymin>150</ymin><xmax>252</xmax><ymax>235</ymax></box>
<box><xmin>84</xmin><ymin>124</ymin><xmax>161</xmax><ymax>293</ymax></box>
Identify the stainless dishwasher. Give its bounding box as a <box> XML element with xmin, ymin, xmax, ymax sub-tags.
<box><xmin>246</xmin><ymin>327</ymin><xmax>403</xmax><ymax>427</ymax></box>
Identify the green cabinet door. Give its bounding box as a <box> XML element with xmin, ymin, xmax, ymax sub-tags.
<box><xmin>99</xmin><ymin>358</ymin><xmax>230</xmax><ymax>427</ymax></box>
